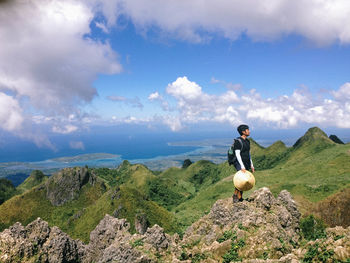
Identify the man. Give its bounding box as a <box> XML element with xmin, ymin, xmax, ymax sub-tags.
<box><xmin>232</xmin><ymin>124</ymin><xmax>255</xmax><ymax>203</ymax></box>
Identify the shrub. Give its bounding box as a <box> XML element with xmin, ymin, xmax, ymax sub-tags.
<box><xmin>300</xmin><ymin>215</ymin><xmax>326</xmax><ymax>240</ymax></box>
<box><xmin>182</xmin><ymin>159</ymin><xmax>193</xmax><ymax>169</ymax></box>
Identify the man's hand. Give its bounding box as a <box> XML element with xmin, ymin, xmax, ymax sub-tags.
<box><xmin>251</xmin><ymin>167</ymin><xmax>255</xmax><ymax>173</ymax></box>
<box><xmin>241</xmin><ymin>169</ymin><xmax>246</xmax><ymax>173</ymax></box>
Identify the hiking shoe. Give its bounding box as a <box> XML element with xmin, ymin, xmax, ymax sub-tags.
<box><xmin>239</xmin><ymin>198</ymin><xmax>244</xmax><ymax>202</ymax></box>
<box><xmin>232</xmin><ymin>195</ymin><xmax>239</xmax><ymax>203</ymax></box>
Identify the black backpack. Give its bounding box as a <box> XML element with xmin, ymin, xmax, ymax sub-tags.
<box><xmin>228</xmin><ymin>137</ymin><xmax>243</xmax><ymax>165</ymax></box>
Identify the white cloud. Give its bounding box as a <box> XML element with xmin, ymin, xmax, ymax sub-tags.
<box><xmin>152</xmin><ymin>77</ymin><xmax>350</xmax><ymax>130</ymax></box>
<box><xmin>210</xmin><ymin>77</ymin><xmax>221</xmax><ymax>84</ymax></box>
<box><xmin>148</xmin><ymin>91</ymin><xmax>170</xmax><ymax>111</ymax></box>
<box><xmin>107</xmin><ymin>95</ymin><xmax>143</xmax><ymax>109</ymax></box>
<box><xmin>0</xmin><ymin>92</ymin><xmax>24</xmax><ymax>131</ymax></box>
<box><xmin>0</xmin><ymin>0</ymin><xmax>121</xmax><ymax>143</ymax></box>
<box><xmin>162</xmin><ymin>116</ymin><xmax>183</xmax><ymax>132</ymax></box>
<box><xmin>166</xmin><ymin>76</ymin><xmax>202</xmax><ymax>100</ymax></box>
<box><xmin>69</xmin><ymin>141</ymin><xmax>85</xmax><ymax>150</ymax></box>
<box><xmin>331</xmin><ymin>82</ymin><xmax>350</xmax><ymax>101</ymax></box>
<box><xmin>148</xmin><ymin>92</ymin><xmax>160</xmax><ymax>100</ymax></box>
<box><xmin>96</xmin><ymin>0</ymin><xmax>350</xmax><ymax>45</ymax></box>
<box><xmin>52</xmin><ymin>124</ymin><xmax>78</xmax><ymax>134</ymax></box>
<box><xmin>95</xmin><ymin>21</ymin><xmax>109</xmax><ymax>33</ymax></box>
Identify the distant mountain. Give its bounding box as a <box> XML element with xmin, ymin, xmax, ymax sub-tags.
<box><xmin>251</xmin><ymin>139</ymin><xmax>290</xmax><ymax>170</ymax></box>
<box><xmin>329</xmin><ymin>134</ymin><xmax>345</xmax><ymax>144</ymax></box>
<box><xmin>293</xmin><ymin>127</ymin><xmax>335</xmax><ymax>150</ymax></box>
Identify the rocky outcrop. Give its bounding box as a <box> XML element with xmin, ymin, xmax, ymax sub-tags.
<box><xmin>0</xmin><ymin>218</ymin><xmax>82</xmax><ymax>263</ymax></box>
<box><xmin>45</xmin><ymin>167</ymin><xmax>98</xmax><ymax>206</ymax></box>
<box><xmin>1</xmin><ymin>187</ymin><xmax>349</xmax><ymax>262</ymax></box>
<box><xmin>182</xmin><ymin>187</ymin><xmax>301</xmax><ymax>261</ymax></box>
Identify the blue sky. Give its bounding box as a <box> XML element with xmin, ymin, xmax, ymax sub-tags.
<box><xmin>1</xmin><ymin>0</ymin><xmax>350</xmax><ymax>154</ymax></box>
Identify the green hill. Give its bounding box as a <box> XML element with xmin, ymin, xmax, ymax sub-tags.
<box><xmin>16</xmin><ymin>170</ymin><xmax>48</xmax><ymax>194</ymax></box>
<box><xmin>0</xmin><ymin>178</ymin><xmax>16</xmax><ymax>205</ymax></box>
<box><xmin>167</xmin><ymin>127</ymin><xmax>349</xmax><ymax>230</ymax></box>
<box><xmin>0</xmin><ymin>166</ymin><xmax>178</xmax><ymax>243</ymax></box>
<box><xmin>0</xmin><ymin>126</ymin><xmax>349</xmax><ymax>240</ymax></box>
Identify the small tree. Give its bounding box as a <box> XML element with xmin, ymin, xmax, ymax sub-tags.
<box><xmin>182</xmin><ymin>159</ymin><xmax>192</xmax><ymax>169</ymax></box>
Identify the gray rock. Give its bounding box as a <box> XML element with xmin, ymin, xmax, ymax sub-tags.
<box><xmin>209</xmin><ymin>199</ymin><xmax>248</xmax><ymax>225</ymax></box>
<box><xmin>45</xmin><ymin>167</ymin><xmax>94</xmax><ymax>206</ymax></box>
<box><xmin>111</xmin><ymin>186</ymin><xmax>121</xmax><ymax>200</ymax></box>
<box><xmin>98</xmin><ymin>243</ymin><xmax>151</xmax><ymax>263</ymax></box>
<box><xmin>135</xmin><ymin>213</ymin><xmax>149</xmax><ymax>234</ymax></box>
<box><xmin>113</xmin><ymin>204</ymin><xmax>124</xmax><ymax>218</ymax></box>
<box><xmin>144</xmin><ymin>224</ymin><xmax>169</xmax><ymax>249</ymax></box>
<box><xmin>249</xmin><ymin>187</ymin><xmax>276</xmax><ymax>210</ymax></box>
<box><xmin>277</xmin><ymin>190</ymin><xmax>301</xmax><ymax>220</ymax></box>
<box><xmin>0</xmin><ymin>218</ymin><xmax>81</xmax><ymax>263</ymax></box>
<box><xmin>85</xmin><ymin>214</ymin><xmax>131</xmax><ymax>261</ymax></box>
<box><xmin>40</xmin><ymin>226</ymin><xmax>81</xmax><ymax>262</ymax></box>
<box><xmin>276</xmin><ymin>205</ymin><xmax>293</xmax><ymax>228</ymax></box>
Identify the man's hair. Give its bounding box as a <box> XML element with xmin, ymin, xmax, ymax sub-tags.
<box><xmin>237</xmin><ymin>124</ymin><xmax>249</xmax><ymax>135</ymax></box>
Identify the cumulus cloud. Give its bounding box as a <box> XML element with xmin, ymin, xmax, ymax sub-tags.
<box><xmin>0</xmin><ymin>92</ymin><xmax>24</xmax><ymax>131</ymax></box>
<box><xmin>96</xmin><ymin>0</ymin><xmax>350</xmax><ymax>45</ymax></box>
<box><xmin>147</xmin><ymin>91</ymin><xmax>170</xmax><ymax>111</ymax></box>
<box><xmin>52</xmin><ymin>124</ymin><xmax>79</xmax><ymax>134</ymax></box>
<box><xmin>331</xmin><ymin>82</ymin><xmax>350</xmax><ymax>101</ymax></box>
<box><xmin>107</xmin><ymin>95</ymin><xmax>143</xmax><ymax>109</ymax></box>
<box><xmin>148</xmin><ymin>92</ymin><xmax>160</xmax><ymax>100</ymax></box>
<box><xmin>0</xmin><ymin>0</ymin><xmax>121</xmax><ymax>144</ymax></box>
<box><xmin>150</xmin><ymin>76</ymin><xmax>350</xmax><ymax>130</ymax></box>
<box><xmin>164</xmin><ymin>76</ymin><xmax>240</xmax><ymax>124</ymax></box>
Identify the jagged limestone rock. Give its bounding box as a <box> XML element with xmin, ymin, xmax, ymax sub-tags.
<box><xmin>144</xmin><ymin>224</ymin><xmax>170</xmax><ymax>249</ymax></box>
<box><xmin>249</xmin><ymin>187</ymin><xmax>276</xmax><ymax>210</ymax></box>
<box><xmin>1</xmin><ymin>187</ymin><xmax>349</xmax><ymax>262</ymax></box>
<box><xmin>45</xmin><ymin>167</ymin><xmax>94</xmax><ymax>206</ymax></box>
<box><xmin>0</xmin><ymin>218</ymin><xmax>81</xmax><ymax>263</ymax></box>
<box><xmin>85</xmin><ymin>214</ymin><xmax>131</xmax><ymax>261</ymax></box>
<box><xmin>135</xmin><ymin>213</ymin><xmax>149</xmax><ymax>235</ymax></box>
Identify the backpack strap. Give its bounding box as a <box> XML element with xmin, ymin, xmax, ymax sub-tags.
<box><xmin>235</xmin><ymin>137</ymin><xmax>243</xmax><ymax>151</ymax></box>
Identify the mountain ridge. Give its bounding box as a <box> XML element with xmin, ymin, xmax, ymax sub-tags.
<box><xmin>0</xmin><ymin>126</ymin><xmax>349</xmax><ymax>248</ymax></box>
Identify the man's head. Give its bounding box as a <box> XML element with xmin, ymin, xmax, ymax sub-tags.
<box><xmin>237</xmin><ymin>124</ymin><xmax>250</xmax><ymax>136</ymax></box>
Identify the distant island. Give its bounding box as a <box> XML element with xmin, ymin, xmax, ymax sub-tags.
<box><xmin>52</xmin><ymin>153</ymin><xmax>120</xmax><ymax>163</ymax></box>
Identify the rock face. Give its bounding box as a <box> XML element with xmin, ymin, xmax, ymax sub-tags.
<box><xmin>45</xmin><ymin>167</ymin><xmax>96</xmax><ymax>206</ymax></box>
<box><xmin>1</xmin><ymin>187</ymin><xmax>349</xmax><ymax>263</ymax></box>
<box><xmin>0</xmin><ymin>218</ymin><xmax>82</xmax><ymax>263</ymax></box>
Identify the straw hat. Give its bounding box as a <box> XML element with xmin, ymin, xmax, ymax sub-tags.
<box><xmin>233</xmin><ymin>170</ymin><xmax>255</xmax><ymax>191</ymax></box>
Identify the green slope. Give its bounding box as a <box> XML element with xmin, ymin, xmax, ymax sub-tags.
<box><xmin>0</xmin><ymin>175</ymin><xmax>107</xmax><ymax>237</ymax></box>
<box><xmin>0</xmin><ymin>178</ymin><xmax>16</xmax><ymax>205</ymax></box>
<box><xmin>0</xmin><ymin>126</ymin><xmax>348</xmax><ymax>239</ymax></box>
<box><xmin>16</xmin><ymin>170</ymin><xmax>48</xmax><ymax>194</ymax></box>
<box><xmin>0</xmin><ymin>166</ymin><xmax>178</xmax><ymax>243</ymax></box>
<box><xmin>170</xmin><ymin>127</ymin><xmax>350</xmax><ymax>230</ymax></box>
<box><xmin>71</xmin><ymin>185</ymin><xmax>179</xmax><ymax>242</ymax></box>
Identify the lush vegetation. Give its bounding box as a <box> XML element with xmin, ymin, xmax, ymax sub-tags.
<box><xmin>0</xmin><ymin>178</ymin><xmax>16</xmax><ymax>205</ymax></box>
<box><xmin>0</xmin><ymin>127</ymin><xmax>349</xmax><ymax>246</ymax></box>
<box><xmin>16</xmin><ymin>170</ymin><xmax>48</xmax><ymax>194</ymax></box>
<box><xmin>300</xmin><ymin>215</ymin><xmax>327</xmax><ymax>240</ymax></box>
